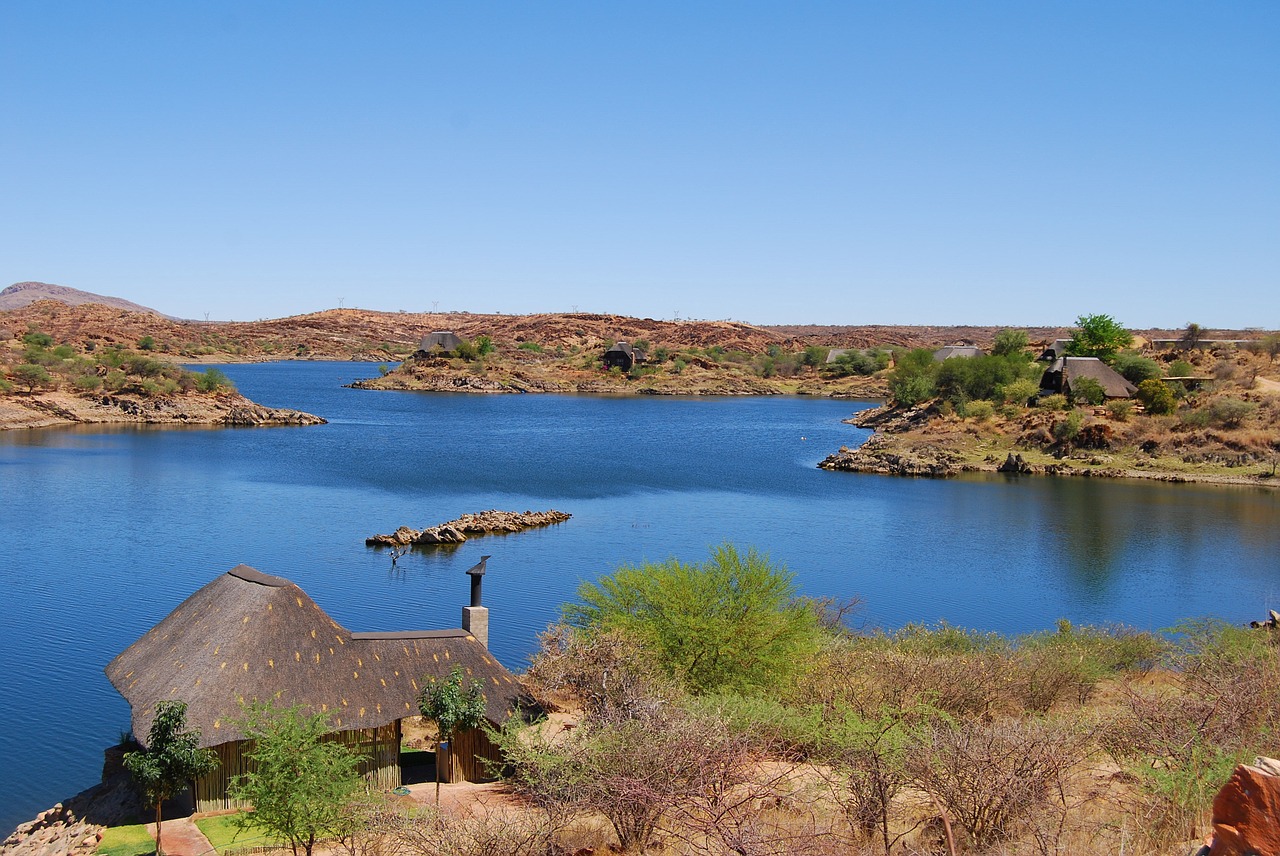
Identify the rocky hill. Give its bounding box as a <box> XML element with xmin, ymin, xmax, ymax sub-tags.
<box><xmin>0</xmin><ymin>282</ymin><xmax>168</xmax><ymax>316</ymax></box>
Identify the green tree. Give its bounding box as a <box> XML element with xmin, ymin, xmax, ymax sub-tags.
<box><xmin>137</xmin><ymin>335</ymin><xmax>157</xmax><ymax>351</ymax></box>
<box><xmin>1067</xmin><ymin>314</ymin><xmax>1133</xmax><ymax>362</ymax></box>
<box><xmin>1180</xmin><ymin>322</ymin><xmax>1205</xmax><ymax>350</ymax></box>
<box><xmin>123</xmin><ymin>700</ymin><xmax>218</xmax><ymax>856</ymax></box>
<box><xmin>417</xmin><ymin>666</ymin><xmax>487</xmax><ymax>803</ymax></box>
<box><xmin>229</xmin><ymin>703</ymin><xmax>365</xmax><ymax>856</ymax></box>
<box><xmin>194</xmin><ymin>368</ymin><xmax>235</xmax><ymax>393</ymax></box>
<box><xmin>566</xmin><ymin>544</ymin><xmax>822</xmax><ymax>695</ymax></box>
<box><xmin>888</xmin><ymin>349</ymin><xmax>938</xmax><ymax>407</ymax></box>
<box><xmin>14</xmin><ymin>363</ymin><xmax>52</xmax><ymax>392</ymax></box>
<box><xmin>990</xmin><ymin>329</ymin><xmax>1030</xmax><ymax>358</ymax></box>
<box><xmin>1136</xmin><ymin>379</ymin><xmax>1177</xmax><ymax>415</ymax></box>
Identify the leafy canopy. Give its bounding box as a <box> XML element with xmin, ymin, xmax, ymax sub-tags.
<box><xmin>229</xmin><ymin>702</ymin><xmax>365</xmax><ymax>856</ymax></box>
<box><xmin>1066</xmin><ymin>313</ymin><xmax>1133</xmax><ymax>362</ymax></box>
<box><xmin>418</xmin><ymin>666</ymin><xmax>487</xmax><ymax>739</ymax></box>
<box><xmin>565</xmin><ymin>544</ymin><xmax>822</xmax><ymax>695</ymax></box>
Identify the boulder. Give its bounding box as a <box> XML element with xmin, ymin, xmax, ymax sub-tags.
<box><xmin>997</xmin><ymin>453</ymin><xmax>1032</xmax><ymax>474</ymax></box>
<box><xmin>1210</xmin><ymin>757</ymin><xmax>1280</xmax><ymax>856</ymax></box>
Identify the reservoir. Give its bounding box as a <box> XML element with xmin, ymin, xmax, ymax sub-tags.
<box><xmin>2</xmin><ymin>361</ymin><xmax>1278</xmax><ymax>834</ymax></box>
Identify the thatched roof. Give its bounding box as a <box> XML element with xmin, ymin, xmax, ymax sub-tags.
<box><xmin>932</xmin><ymin>345</ymin><xmax>984</xmax><ymax>361</ymax></box>
<box><xmin>1048</xmin><ymin>356</ymin><xmax>1138</xmax><ymax>399</ymax></box>
<box><xmin>106</xmin><ymin>565</ymin><xmax>521</xmax><ymax>749</ymax></box>
<box><xmin>420</xmin><ymin>331</ymin><xmax>463</xmax><ymax>352</ymax></box>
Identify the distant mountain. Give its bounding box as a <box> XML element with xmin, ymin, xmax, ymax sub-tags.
<box><xmin>0</xmin><ymin>282</ymin><xmax>168</xmax><ymax>316</ymax></box>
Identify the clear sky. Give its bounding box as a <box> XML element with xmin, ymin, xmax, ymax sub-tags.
<box><xmin>2</xmin><ymin>2</ymin><xmax>1276</xmax><ymax>327</ymax></box>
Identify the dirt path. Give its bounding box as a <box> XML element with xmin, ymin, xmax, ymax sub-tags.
<box><xmin>148</xmin><ymin>818</ymin><xmax>215</xmax><ymax>856</ymax></box>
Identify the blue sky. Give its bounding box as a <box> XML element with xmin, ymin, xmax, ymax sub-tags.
<box><xmin>2</xmin><ymin>2</ymin><xmax>1276</xmax><ymax>327</ymax></box>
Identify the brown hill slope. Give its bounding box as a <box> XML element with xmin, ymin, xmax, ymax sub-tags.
<box><xmin>0</xmin><ymin>282</ymin><xmax>168</xmax><ymax>316</ymax></box>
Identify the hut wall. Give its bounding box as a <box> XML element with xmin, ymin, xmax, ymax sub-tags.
<box><xmin>439</xmin><ymin>725</ymin><xmax>504</xmax><ymax>783</ymax></box>
<box><xmin>193</xmin><ymin>721</ymin><xmax>402</xmax><ymax>813</ymax></box>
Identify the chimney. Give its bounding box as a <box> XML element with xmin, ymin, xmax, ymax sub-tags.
<box><xmin>462</xmin><ymin>556</ymin><xmax>490</xmax><ymax>647</ymax></box>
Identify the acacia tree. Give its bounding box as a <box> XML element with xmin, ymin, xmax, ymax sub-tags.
<box><xmin>418</xmin><ymin>666</ymin><xmax>487</xmax><ymax>803</ymax></box>
<box><xmin>229</xmin><ymin>703</ymin><xmax>365</xmax><ymax>856</ymax></box>
<box><xmin>123</xmin><ymin>700</ymin><xmax>218</xmax><ymax>856</ymax></box>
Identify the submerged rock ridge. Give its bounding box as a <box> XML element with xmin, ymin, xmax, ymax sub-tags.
<box><xmin>366</xmin><ymin>509</ymin><xmax>572</xmax><ymax>546</ymax></box>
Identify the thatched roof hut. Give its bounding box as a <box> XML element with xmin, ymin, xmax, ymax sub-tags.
<box><xmin>106</xmin><ymin>565</ymin><xmax>521</xmax><ymax>806</ymax></box>
<box><xmin>419</xmin><ymin>331</ymin><xmax>463</xmax><ymax>354</ymax></box>
<box><xmin>1041</xmin><ymin>356</ymin><xmax>1137</xmax><ymax>399</ymax></box>
<box><xmin>603</xmin><ymin>341</ymin><xmax>644</xmax><ymax>371</ymax></box>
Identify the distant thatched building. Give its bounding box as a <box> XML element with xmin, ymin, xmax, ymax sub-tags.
<box><xmin>1040</xmin><ymin>356</ymin><xmax>1137</xmax><ymax>400</ymax></box>
<box><xmin>932</xmin><ymin>345</ymin><xmax>985</xmax><ymax>361</ymax></box>
<box><xmin>603</xmin><ymin>341</ymin><xmax>645</xmax><ymax>371</ymax></box>
<box><xmin>418</xmin><ymin>331</ymin><xmax>464</xmax><ymax>355</ymax></box>
<box><xmin>106</xmin><ymin>565</ymin><xmax>521</xmax><ymax>811</ymax></box>
<box><xmin>1038</xmin><ymin>339</ymin><xmax>1073</xmax><ymax>361</ymax></box>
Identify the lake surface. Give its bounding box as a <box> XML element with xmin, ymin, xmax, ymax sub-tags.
<box><xmin>2</xmin><ymin>361</ymin><xmax>1279</xmax><ymax>834</ymax></box>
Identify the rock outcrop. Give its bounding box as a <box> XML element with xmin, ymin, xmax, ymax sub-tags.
<box><xmin>1211</xmin><ymin>757</ymin><xmax>1280</xmax><ymax>856</ymax></box>
<box><xmin>3</xmin><ymin>747</ymin><xmax>145</xmax><ymax>856</ymax></box>
<box><xmin>0</xmin><ymin>391</ymin><xmax>325</xmax><ymax>431</ymax></box>
<box><xmin>818</xmin><ymin>434</ymin><xmax>967</xmax><ymax>477</ymax></box>
<box><xmin>366</xmin><ymin>510</ymin><xmax>571</xmax><ymax>546</ymax></box>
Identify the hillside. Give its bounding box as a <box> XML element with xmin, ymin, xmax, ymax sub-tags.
<box><xmin>0</xmin><ymin>282</ymin><xmax>168</xmax><ymax>316</ymax></box>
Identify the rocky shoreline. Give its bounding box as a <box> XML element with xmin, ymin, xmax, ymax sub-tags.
<box><xmin>366</xmin><ymin>509</ymin><xmax>572</xmax><ymax>546</ymax></box>
<box><xmin>0</xmin><ymin>391</ymin><xmax>326</xmax><ymax>431</ymax></box>
<box><xmin>818</xmin><ymin>405</ymin><xmax>1279</xmax><ymax>488</ymax></box>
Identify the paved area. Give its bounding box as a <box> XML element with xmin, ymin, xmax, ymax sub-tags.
<box><xmin>148</xmin><ymin>817</ymin><xmax>216</xmax><ymax>856</ymax></box>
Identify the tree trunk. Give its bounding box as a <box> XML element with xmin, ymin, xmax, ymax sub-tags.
<box><xmin>154</xmin><ymin>802</ymin><xmax>163</xmax><ymax>856</ymax></box>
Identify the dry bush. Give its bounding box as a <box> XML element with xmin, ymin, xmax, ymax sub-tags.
<box><xmin>522</xmin><ymin>623</ymin><xmax>680</xmax><ymax>724</ymax></box>
<box><xmin>348</xmin><ymin>804</ymin><xmax>561</xmax><ymax>856</ymax></box>
<box><xmin>501</xmin><ymin>709</ymin><xmax>787</xmax><ymax>855</ymax></box>
<box><xmin>906</xmin><ymin>718</ymin><xmax>1088</xmax><ymax>851</ymax></box>
<box><xmin>1099</xmin><ymin>623</ymin><xmax>1280</xmax><ymax>849</ymax></box>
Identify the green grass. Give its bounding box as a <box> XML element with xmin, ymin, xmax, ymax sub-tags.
<box><xmin>97</xmin><ymin>823</ymin><xmax>153</xmax><ymax>856</ymax></box>
<box><xmin>195</xmin><ymin>814</ymin><xmax>284</xmax><ymax>852</ymax></box>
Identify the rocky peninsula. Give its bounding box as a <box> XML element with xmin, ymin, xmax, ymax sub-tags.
<box><xmin>366</xmin><ymin>509</ymin><xmax>572</xmax><ymax>546</ymax></box>
<box><xmin>0</xmin><ymin>390</ymin><xmax>325</xmax><ymax>431</ymax></box>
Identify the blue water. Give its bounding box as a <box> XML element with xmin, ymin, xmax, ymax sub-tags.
<box><xmin>2</xmin><ymin>361</ymin><xmax>1279</xmax><ymax>834</ymax></box>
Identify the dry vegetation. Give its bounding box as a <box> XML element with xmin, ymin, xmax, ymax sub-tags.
<box><xmin>822</xmin><ymin>340</ymin><xmax>1280</xmax><ymax>486</ymax></box>
<box><xmin>322</xmin><ymin>619</ymin><xmax>1280</xmax><ymax>856</ymax></box>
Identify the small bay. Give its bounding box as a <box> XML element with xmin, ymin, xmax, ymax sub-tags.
<box><xmin>2</xmin><ymin>361</ymin><xmax>1278</xmax><ymax>835</ymax></box>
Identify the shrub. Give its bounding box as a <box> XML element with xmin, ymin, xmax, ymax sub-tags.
<box><xmin>566</xmin><ymin>544</ymin><xmax>822</xmax><ymax>695</ymax></box>
<box><xmin>73</xmin><ymin>374</ymin><xmax>103</xmax><ymax>391</ymax></box>
<box><xmin>1052</xmin><ymin>411</ymin><xmax>1084</xmax><ymax>443</ymax></box>
<box><xmin>999</xmin><ymin>378</ymin><xmax>1040</xmax><ymax>406</ymax></box>
<box><xmin>829</xmin><ymin>348</ymin><xmax>889</xmax><ymax>377</ymax></box>
<box><xmin>672</xmin><ymin>359</ymin><xmax>686</xmax><ymax>374</ymax></box>
<box><xmin>1136</xmin><ymin>379</ymin><xmax>1177</xmax><ymax>414</ymax></box>
<box><xmin>907</xmin><ymin>718</ymin><xmax>1084</xmax><ymax>849</ymax></box>
<box><xmin>51</xmin><ymin>344</ymin><xmax>75</xmax><ymax>360</ymax></box>
<box><xmin>137</xmin><ymin>335</ymin><xmax>156</xmax><ymax>351</ymax></box>
<box><xmin>961</xmin><ymin>399</ymin><xmax>994</xmax><ymax>421</ymax></box>
<box><xmin>195</xmin><ymin>368</ymin><xmax>235</xmax><ymax>393</ymax></box>
<box><xmin>1106</xmin><ymin>399</ymin><xmax>1134</xmax><ymax>421</ymax></box>
<box><xmin>1113</xmin><ymin>354</ymin><xmax>1163</xmax><ymax>385</ymax></box>
<box><xmin>517</xmin><ymin>341</ymin><xmax>543</xmax><ymax>353</ymax></box>
<box><xmin>1169</xmin><ymin>359</ymin><xmax>1195</xmax><ymax>378</ymax></box>
<box><xmin>1208</xmin><ymin>397</ymin><xmax>1256</xmax><ymax>428</ymax></box>
<box><xmin>21</xmin><ymin>329</ymin><xmax>53</xmax><ymax>348</ymax></box>
<box><xmin>1037</xmin><ymin>393</ymin><xmax>1070</xmax><ymax>411</ymax></box>
<box><xmin>1070</xmin><ymin>376</ymin><xmax>1107</xmax><ymax>406</ymax></box>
